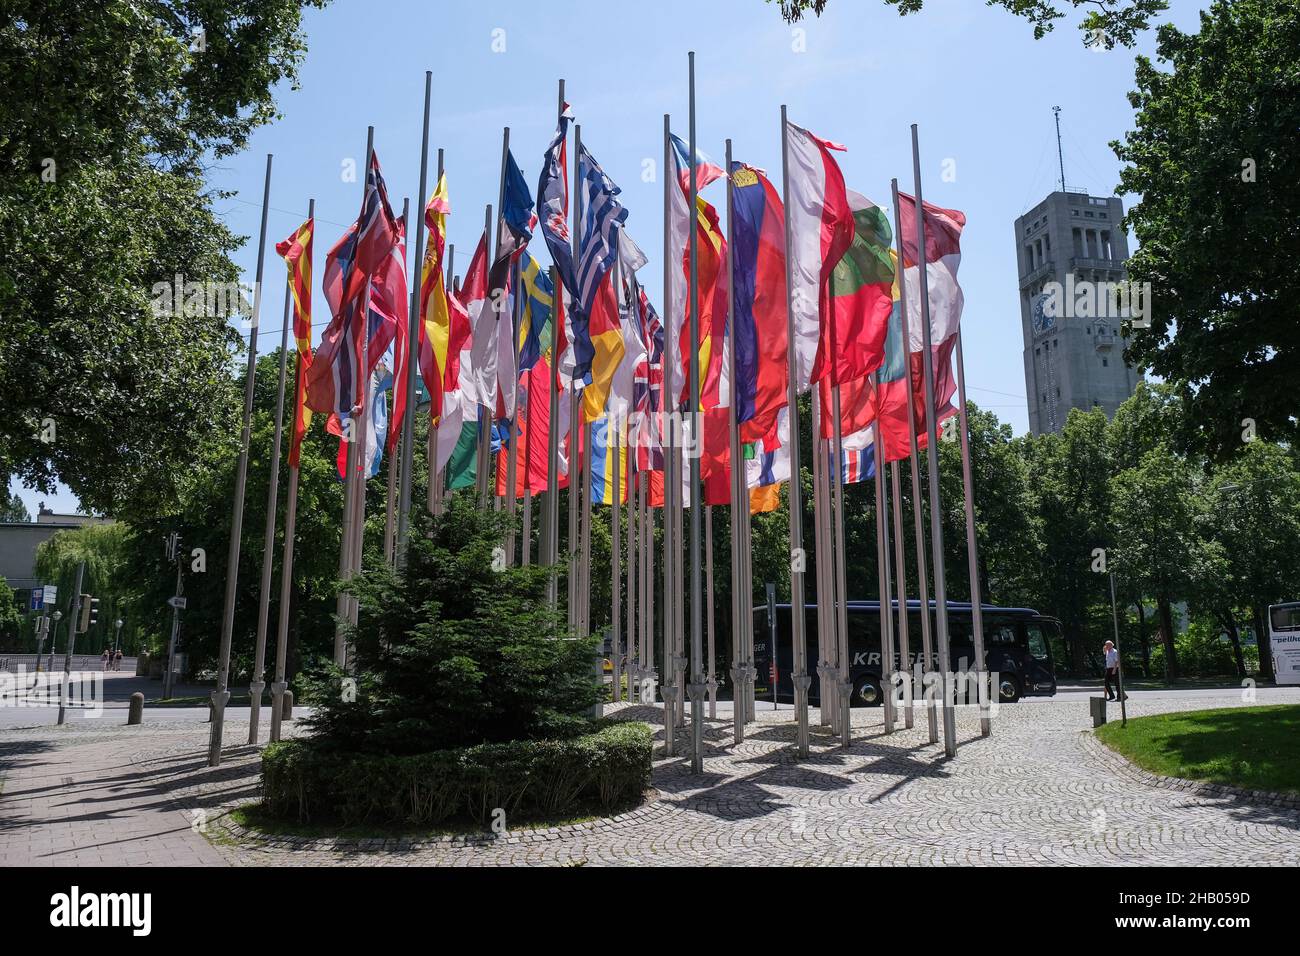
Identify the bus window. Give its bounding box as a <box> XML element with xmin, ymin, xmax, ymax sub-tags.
<box><xmin>1024</xmin><ymin>622</ymin><xmax>1052</xmax><ymax>662</ymax></box>
<box><xmin>985</xmin><ymin>622</ymin><xmax>1019</xmax><ymax>646</ymax></box>
<box><xmin>1270</xmin><ymin>604</ymin><xmax>1300</xmax><ymax>632</ymax></box>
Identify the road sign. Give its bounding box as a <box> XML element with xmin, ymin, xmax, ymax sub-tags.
<box><xmin>43</xmin><ymin>585</ymin><xmax>57</xmax><ymax>606</ymax></box>
<box><xmin>167</xmin><ymin>596</ymin><xmax>187</xmax><ymax>610</ymax></box>
<box><xmin>29</xmin><ymin>587</ymin><xmax>44</xmax><ymax>611</ymax></box>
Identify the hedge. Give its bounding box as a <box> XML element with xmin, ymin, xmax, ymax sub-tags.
<box><xmin>260</xmin><ymin>721</ymin><xmax>653</xmax><ymax>827</ymax></box>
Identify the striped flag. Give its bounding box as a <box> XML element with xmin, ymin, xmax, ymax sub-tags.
<box><xmin>276</xmin><ymin>217</ymin><xmax>314</xmax><ymax>467</ymax></box>
<box><xmin>538</xmin><ymin>105</ymin><xmax>577</xmax><ymax>297</ymax></box>
<box><xmin>417</xmin><ymin>173</ymin><xmax>470</xmax><ymax>421</ymax></box>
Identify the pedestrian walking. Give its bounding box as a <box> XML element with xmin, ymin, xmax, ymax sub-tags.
<box><xmin>113</xmin><ymin>649</ymin><xmax>123</xmax><ymax>672</ymax></box>
<box><xmin>101</xmin><ymin>649</ymin><xmax>111</xmax><ymax>672</ymax></box>
<box><xmin>1103</xmin><ymin>640</ymin><xmax>1125</xmax><ymax>701</ymax></box>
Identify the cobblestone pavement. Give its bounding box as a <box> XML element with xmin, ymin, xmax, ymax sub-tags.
<box><xmin>2</xmin><ymin>691</ymin><xmax>1298</xmax><ymax>866</ymax></box>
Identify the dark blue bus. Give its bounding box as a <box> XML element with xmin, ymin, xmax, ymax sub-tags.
<box><xmin>753</xmin><ymin>600</ymin><xmax>1059</xmax><ymax>707</ymax></box>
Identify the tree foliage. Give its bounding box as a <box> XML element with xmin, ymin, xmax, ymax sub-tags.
<box><xmin>0</xmin><ymin>1</ymin><xmax>327</xmax><ymax>521</ymax></box>
<box><xmin>301</xmin><ymin>498</ymin><xmax>601</xmax><ymax>755</ymax></box>
<box><xmin>769</xmin><ymin>0</ymin><xmax>1167</xmax><ymax>48</ymax></box>
<box><xmin>1114</xmin><ymin>0</ymin><xmax>1300</xmax><ymax>461</ymax></box>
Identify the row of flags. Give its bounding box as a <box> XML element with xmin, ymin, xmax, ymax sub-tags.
<box><xmin>268</xmin><ymin>116</ymin><xmax>966</xmax><ymax>520</ymax></box>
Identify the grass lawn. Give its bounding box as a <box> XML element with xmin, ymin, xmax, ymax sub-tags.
<box><xmin>1096</xmin><ymin>704</ymin><xmax>1300</xmax><ymax>796</ymax></box>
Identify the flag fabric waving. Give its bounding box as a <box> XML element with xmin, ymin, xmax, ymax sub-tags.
<box><xmin>572</xmin><ymin>144</ymin><xmax>628</xmax><ymax>420</ymax></box>
<box><xmin>898</xmin><ymin>192</ymin><xmax>966</xmax><ymax>351</ymax></box>
<box><xmin>729</xmin><ymin>162</ymin><xmax>788</xmax><ymax>445</ymax></box>
<box><xmin>814</xmin><ymin>190</ymin><xmax>894</xmax><ymax>387</ymax></box>
<box><xmin>783</xmin><ymin>120</ymin><xmax>855</xmax><ymax>393</ymax></box>
<box><xmin>516</xmin><ymin>251</ymin><xmax>554</xmax><ymax>374</ymax></box>
<box><xmin>276</xmin><ymin>217</ymin><xmax>314</xmax><ymax>467</ymax></box>
<box><xmin>537</xmin><ymin>106</ymin><xmax>577</xmax><ymax>297</ymax></box>
<box><xmin>416</xmin><ymin>174</ymin><xmax>470</xmax><ymax>421</ymax></box>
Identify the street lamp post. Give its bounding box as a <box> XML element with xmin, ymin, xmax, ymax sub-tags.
<box><xmin>1109</xmin><ymin>570</ymin><xmax>1128</xmax><ymax>726</ymax></box>
<box><xmin>114</xmin><ymin>618</ymin><xmax>124</xmax><ymax>656</ymax></box>
<box><xmin>48</xmin><ymin>611</ymin><xmax>62</xmax><ymax>673</ymax></box>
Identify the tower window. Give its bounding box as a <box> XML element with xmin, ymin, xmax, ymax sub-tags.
<box><xmin>1102</xmin><ymin>358</ymin><xmax>1109</xmax><ymax>367</ymax></box>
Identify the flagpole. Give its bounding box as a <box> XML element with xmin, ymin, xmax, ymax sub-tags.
<box><xmin>955</xmin><ymin>327</ymin><xmax>991</xmax><ymax>734</ymax></box>
<box><xmin>543</xmin><ymin>81</ymin><xmax>565</xmax><ymax>608</ymax></box>
<box><xmin>705</xmin><ymin>502</ymin><xmax>718</xmax><ymax>718</ymax></box>
<box><xmin>567</xmin><ymin>122</ymin><xmax>583</xmax><ymax>635</ymax></box>
<box><xmin>626</xmin><ymin>465</ymin><xmax>637</xmax><ymax>698</ymax></box>
<box><xmin>608</xmin><ymin>232</ymin><xmax>624</xmax><ymax>703</ymax></box>
<box><xmin>891</xmin><ymin>176</ymin><xmax>938</xmax><ymax>744</ymax></box>
<box><xmin>910</xmin><ymin>125</ymin><xmax>957</xmax><ymax>758</ymax></box>
<box><xmin>247</xmin><ymin>263</ymin><xmax>292</xmax><ymax>747</ymax></box>
<box><xmin>890</xmin><ymin>460</ymin><xmax>914</xmax><ymax>728</ymax></box>
<box><xmin>871</xmin><ymin>398</ymin><xmax>897</xmax><ymax>733</ymax></box>
<box><xmin>831</xmin><ymin>387</ymin><xmax>853</xmax><ymax>745</ymax></box>
<box><xmin>574</xmin><ymin>125</ymin><xmax>593</xmax><ymax>643</ymax></box>
<box><xmin>505</xmin><ymin>258</ymin><xmax>523</xmax><ymax>561</ymax></box>
<box><xmin>724</xmin><ymin>139</ymin><xmax>747</xmax><ymax>744</ymax></box>
<box><xmin>398</xmin><ymin>73</ymin><xmax>432</xmax><ymax>566</ymax></box>
<box><xmin>811</xmin><ymin>391</ymin><xmax>832</xmax><ymax>731</ymax></box>
<box><xmin>428</xmin><ymin>149</ymin><xmax>446</xmax><ymax>517</ymax></box>
<box><xmin>778</xmin><ymin>105</ymin><xmax>811</xmax><ymax>758</ymax></box>
<box><xmin>659</xmin><ymin>112</ymin><xmax>678</xmax><ymax>755</ymax></box>
<box><xmin>208</xmin><ymin>151</ymin><xmax>272</xmax><ymax>767</ymax></box>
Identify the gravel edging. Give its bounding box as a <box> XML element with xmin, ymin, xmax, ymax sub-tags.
<box><xmin>1082</xmin><ymin>729</ymin><xmax>1300</xmax><ymax>810</ymax></box>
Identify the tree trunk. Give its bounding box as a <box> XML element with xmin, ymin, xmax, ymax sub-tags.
<box><xmin>1220</xmin><ymin>611</ymin><xmax>1245</xmax><ymax>679</ymax></box>
<box><xmin>1157</xmin><ymin>596</ymin><xmax>1179</xmax><ymax>683</ymax></box>
<box><xmin>1253</xmin><ymin>604</ymin><xmax>1275</xmax><ymax>683</ymax></box>
<box><xmin>1136</xmin><ymin>601</ymin><xmax>1151</xmax><ymax>678</ymax></box>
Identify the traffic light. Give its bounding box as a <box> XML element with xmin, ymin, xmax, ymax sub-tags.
<box><xmin>77</xmin><ymin>594</ymin><xmax>91</xmax><ymax>633</ymax></box>
<box><xmin>88</xmin><ymin>597</ymin><xmax>100</xmax><ymax>628</ymax></box>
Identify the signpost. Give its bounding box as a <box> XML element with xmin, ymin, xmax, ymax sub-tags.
<box><xmin>29</xmin><ymin>587</ymin><xmax>43</xmax><ymax>612</ymax></box>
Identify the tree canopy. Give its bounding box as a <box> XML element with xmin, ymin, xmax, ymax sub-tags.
<box><xmin>768</xmin><ymin>0</ymin><xmax>1167</xmax><ymax>47</ymax></box>
<box><xmin>1114</xmin><ymin>0</ymin><xmax>1300</xmax><ymax>461</ymax></box>
<box><xmin>0</xmin><ymin>1</ymin><xmax>327</xmax><ymax>521</ymax></box>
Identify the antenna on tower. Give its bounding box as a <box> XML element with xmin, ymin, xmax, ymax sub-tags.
<box><xmin>1053</xmin><ymin>106</ymin><xmax>1066</xmax><ymax>192</ymax></box>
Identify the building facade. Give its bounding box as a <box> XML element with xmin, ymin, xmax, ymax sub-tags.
<box><xmin>1016</xmin><ymin>189</ymin><xmax>1141</xmax><ymax>435</ymax></box>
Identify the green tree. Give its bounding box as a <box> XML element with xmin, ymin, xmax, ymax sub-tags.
<box><xmin>1</xmin><ymin>488</ymin><xmax>29</xmax><ymax>523</ymax></box>
<box><xmin>1114</xmin><ymin>0</ymin><xmax>1300</xmax><ymax>461</ymax></box>
<box><xmin>1025</xmin><ymin>408</ymin><xmax>1112</xmax><ymax>674</ymax></box>
<box><xmin>33</xmin><ymin>522</ymin><xmax>133</xmax><ymax>652</ymax></box>
<box><xmin>302</xmin><ymin>498</ymin><xmax>599</xmax><ymax>755</ymax></box>
<box><xmin>768</xmin><ymin>0</ymin><xmax>1167</xmax><ymax>47</ymax></box>
<box><xmin>0</xmin><ymin>1</ymin><xmax>327</xmax><ymax>521</ymax></box>
<box><xmin>1110</xmin><ymin>447</ymin><xmax>1202</xmax><ymax>682</ymax></box>
<box><xmin>1202</xmin><ymin>441</ymin><xmax>1300</xmax><ymax>683</ymax></box>
<box><xmin>0</xmin><ymin>577</ymin><xmax>21</xmax><ymax>647</ymax></box>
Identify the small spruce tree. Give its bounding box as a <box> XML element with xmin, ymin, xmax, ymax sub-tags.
<box><xmin>302</xmin><ymin>496</ymin><xmax>600</xmax><ymax>754</ymax></box>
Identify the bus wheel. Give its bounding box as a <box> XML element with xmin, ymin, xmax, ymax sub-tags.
<box><xmin>998</xmin><ymin>675</ymin><xmax>1022</xmax><ymax>704</ymax></box>
<box><xmin>853</xmin><ymin>676</ymin><xmax>884</xmax><ymax>708</ymax></box>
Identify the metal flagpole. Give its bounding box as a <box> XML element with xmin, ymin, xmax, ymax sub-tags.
<box><xmin>890</xmin><ymin>460</ymin><xmax>914</xmax><ymax>729</ymax></box>
<box><xmin>626</xmin><ymin>466</ymin><xmax>638</xmax><ymax>698</ymax></box>
<box><xmin>270</xmin><ymin>196</ymin><xmax>315</xmax><ymax>741</ymax></box>
<box><xmin>209</xmin><ymin>152</ymin><xmax>273</xmax><ymax>767</ymax></box>
<box><xmin>477</xmin><ymin>195</ymin><xmax>496</xmax><ymax>508</ymax></box>
<box><xmin>398</xmin><ymin>73</ymin><xmax>432</xmax><ymax>567</ymax></box>
<box><xmin>642</xmin><ymin>477</ymin><xmax>654</xmax><ymax>701</ymax></box>
<box><xmin>724</xmin><ymin>139</ymin><xmax>747</xmax><ymax>744</ymax></box>
<box><xmin>611</xmin><ymin>411</ymin><xmax>622</xmax><ymax>702</ymax></box>
<box><xmin>705</xmin><ymin>503</ymin><xmax>717</xmax><ymax>717</ymax></box>
<box><xmin>811</xmin><ymin>391</ymin><xmax>832</xmax><ymax>732</ymax></box>
<box><xmin>911</xmin><ymin>124</ymin><xmax>957</xmax><ymax>758</ymax></box>
<box><xmin>955</xmin><ymin>327</ymin><xmax>991</xmax><ymax>735</ymax></box>
<box><xmin>831</xmin><ymin>387</ymin><xmax>853</xmax><ymax>745</ymax></box>
<box><xmin>872</xmin><ymin>403</ymin><xmax>897</xmax><ymax>733</ymax></box>
<box><xmin>892</xmin><ymin>177</ymin><xmax>938</xmax><ymax>745</ymax></box>
<box><xmin>576</xmin><ymin>129</ymin><xmax>592</xmax><ymax>643</ymax></box>
<box><xmin>247</xmin><ymin>268</ymin><xmax>292</xmax><ymax>746</ymax></box>
<box><xmin>686</xmin><ymin>51</ymin><xmax>706</xmax><ymax>773</ymax></box>
<box><xmin>546</xmin><ymin>264</ymin><xmax>562</xmax><ymax>608</ymax></box>
<box><xmin>779</xmin><ymin>105</ymin><xmax>811</xmax><ymax>758</ymax></box>
<box><xmin>505</xmin><ymin>255</ymin><xmax>522</xmax><ymax>562</ymax></box>
<box><xmin>741</xmin><ymin>463</ymin><xmax>756</xmax><ymax>724</ymax></box>
<box><xmin>568</xmin><ymin>121</ymin><xmax>584</xmax><ymax>635</ymax></box>
<box><xmin>659</xmin><ymin>113</ymin><xmax>678</xmax><ymax>754</ymax></box>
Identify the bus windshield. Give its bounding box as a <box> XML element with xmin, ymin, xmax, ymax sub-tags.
<box><xmin>1270</xmin><ymin>603</ymin><xmax>1300</xmax><ymax>632</ymax></box>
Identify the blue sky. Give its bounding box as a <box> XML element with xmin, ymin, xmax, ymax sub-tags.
<box><xmin>14</xmin><ymin>0</ymin><xmax>1206</xmax><ymax>518</ymax></box>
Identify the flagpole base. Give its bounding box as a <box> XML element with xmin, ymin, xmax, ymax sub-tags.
<box><xmin>206</xmin><ymin>689</ymin><xmax>231</xmax><ymax>768</ymax></box>
<box><xmin>838</xmin><ymin>680</ymin><xmax>854</xmax><ymax>748</ymax></box>
<box><xmin>269</xmin><ymin>680</ymin><xmax>288</xmax><ymax>743</ymax></box>
<box><xmin>687</xmin><ymin>681</ymin><xmax>706</xmax><ymax>774</ymax></box>
<box><xmin>246</xmin><ymin>680</ymin><xmax>265</xmax><ymax>745</ymax></box>
<box><xmin>660</xmin><ymin>684</ymin><xmax>678</xmax><ymax>757</ymax></box>
<box><xmin>792</xmin><ymin>672</ymin><xmax>811</xmax><ymax>758</ymax></box>
<box><xmin>815</xmin><ymin>663</ymin><xmax>835</xmax><ymax>732</ymax></box>
<box><xmin>705</xmin><ymin>677</ymin><xmax>718</xmax><ymax>720</ymax></box>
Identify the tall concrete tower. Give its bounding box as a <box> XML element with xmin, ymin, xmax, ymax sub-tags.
<box><xmin>1016</xmin><ymin>189</ymin><xmax>1141</xmax><ymax>435</ymax></box>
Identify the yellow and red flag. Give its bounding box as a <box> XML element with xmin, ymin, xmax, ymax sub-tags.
<box><xmin>417</xmin><ymin>174</ymin><xmax>470</xmax><ymax>422</ymax></box>
<box><xmin>276</xmin><ymin>217</ymin><xmax>314</xmax><ymax>467</ymax></box>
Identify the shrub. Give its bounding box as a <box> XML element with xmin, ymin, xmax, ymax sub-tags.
<box><xmin>300</xmin><ymin>497</ymin><xmax>601</xmax><ymax>754</ymax></box>
<box><xmin>260</xmin><ymin>721</ymin><xmax>653</xmax><ymax>827</ymax></box>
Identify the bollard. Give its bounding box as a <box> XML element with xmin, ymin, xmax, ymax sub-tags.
<box><xmin>127</xmin><ymin>692</ymin><xmax>144</xmax><ymax>725</ymax></box>
<box><xmin>1090</xmin><ymin>695</ymin><xmax>1107</xmax><ymax>728</ymax></box>
<box><xmin>281</xmin><ymin>689</ymin><xmax>294</xmax><ymax>721</ymax></box>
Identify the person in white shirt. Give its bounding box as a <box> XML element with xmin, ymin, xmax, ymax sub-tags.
<box><xmin>1103</xmin><ymin>640</ymin><xmax>1124</xmax><ymax>700</ymax></box>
